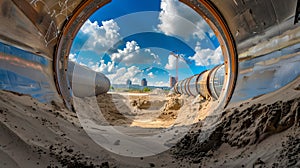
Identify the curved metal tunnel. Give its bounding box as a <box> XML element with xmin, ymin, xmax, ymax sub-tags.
<box><xmin>0</xmin><ymin>0</ymin><xmax>300</xmax><ymax>112</ymax></box>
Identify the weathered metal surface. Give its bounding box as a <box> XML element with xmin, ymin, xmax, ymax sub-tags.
<box><xmin>0</xmin><ymin>41</ymin><xmax>60</xmax><ymax>102</ymax></box>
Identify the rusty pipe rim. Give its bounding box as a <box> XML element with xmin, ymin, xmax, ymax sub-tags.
<box><xmin>180</xmin><ymin>0</ymin><xmax>238</xmax><ymax>109</ymax></box>
<box><xmin>54</xmin><ymin>0</ymin><xmax>111</xmax><ymax>110</ymax></box>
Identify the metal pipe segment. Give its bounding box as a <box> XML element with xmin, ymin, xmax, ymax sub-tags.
<box><xmin>174</xmin><ymin>64</ymin><xmax>225</xmax><ymax>100</ymax></box>
<box><xmin>67</xmin><ymin>61</ymin><xmax>111</xmax><ymax>97</ymax></box>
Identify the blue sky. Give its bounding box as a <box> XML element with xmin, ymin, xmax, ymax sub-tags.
<box><xmin>70</xmin><ymin>0</ymin><xmax>223</xmax><ymax>87</ymax></box>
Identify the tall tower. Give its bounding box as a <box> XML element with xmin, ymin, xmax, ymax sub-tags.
<box><xmin>170</xmin><ymin>76</ymin><xmax>177</xmax><ymax>88</ymax></box>
<box><xmin>141</xmin><ymin>78</ymin><xmax>147</xmax><ymax>86</ymax></box>
<box><xmin>170</xmin><ymin>52</ymin><xmax>179</xmax><ymax>82</ymax></box>
<box><xmin>126</xmin><ymin>79</ymin><xmax>132</xmax><ymax>86</ymax></box>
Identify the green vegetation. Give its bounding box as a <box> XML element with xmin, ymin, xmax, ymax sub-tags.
<box><xmin>143</xmin><ymin>87</ymin><xmax>151</xmax><ymax>92</ymax></box>
<box><xmin>114</xmin><ymin>87</ymin><xmax>152</xmax><ymax>93</ymax></box>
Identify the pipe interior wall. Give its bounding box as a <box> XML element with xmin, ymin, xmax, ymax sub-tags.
<box><xmin>211</xmin><ymin>0</ymin><xmax>297</xmax><ymax>54</ymax></box>
<box><xmin>210</xmin><ymin>0</ymin><xmax>300</xmax><ymax>103</ymax></box>
<box><xmin>0</xmin><ymin>0</ymin><xmax>299</xmax><ymax>109</ymax></box>
<box><xmin>0</xmin><ymin>41</ymin><xmax>60</xmax><ymax>103</ymax></box>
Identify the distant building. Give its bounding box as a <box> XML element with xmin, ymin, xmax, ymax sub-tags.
<box><xmin>141</xmin><ymin>78</ymin><xmax>147</xmax><ymax>86</ymax></box>
<box><xmin>126</xmin><ymin>79</ymin><xmax>132</xmax><ymax>86</ymax></box>
<box><xmin>170</xmin><ymin>76</ymin><xmax>177</xmax><ymax>88</ymax></box>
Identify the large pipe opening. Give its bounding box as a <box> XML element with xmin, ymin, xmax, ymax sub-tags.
<box><xmin>55</xmin><ymin>0</ymin><xmax>237</xmax><ymax>111</ymax></box>
<box><xmin>55</xmin><ymin>0</ymin><xmax>238</xmax><ymax>157</ymax></box>
<box><xmin>1</xmin><ymin>0</ymin><xmax>300</xmax><ymax>167</ymax></box>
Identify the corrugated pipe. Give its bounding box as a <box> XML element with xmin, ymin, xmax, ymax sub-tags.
<box><xmin>174</xmin><ymin>64</ymin><xmax>224</xmax><ymax>100</ymax></box>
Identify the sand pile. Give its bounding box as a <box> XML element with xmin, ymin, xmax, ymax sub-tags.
<box><xmin>1</xmin><ymin>77</ymin><xmax>300</xmax><ymax>167</ymax></box>
<box><xmin>172</xmin><ymin>78</ymin><xmax>300</xmax><ymax>167</ymax></box>
<box><xmin>172</xmin><ymin>98</ymin><xmax>300</xmax><ymax>167</ymax></box>
<box><xmin>157</xmin><ymin>95</ymin><xmax>183</xmax><ymax>121</ymax></box>
<box><xmin>222</xmin><ymin>99</ymin><xmax>300</xmax><ymax>147</ymax></box>
<box><xmin>129</xmin><ymin>95</ymin><xmax>166</xmax><ymax>111</ymax></box>
<box><xmin>0</xmin><ymin>90</ymin><xmax>117</xmax><ymax>167</ymax></box>
<box><xmin>0</xmin><ymin>90</ymin><xmax>190</xmax><ymax>167</ymax></box>
<box><xmin>94</xmin><ymin>92</ymin><xmax>201</xmax><ymax>128</ymax></box>
<box><xmin>96</xmin><ymin>93</ymin><xmax>133</xmax><ymax>125</ymax></box>
<box><xmin>163</xmin><ymin>95</ymin><xmax>183</xmax><ymax>111</ymax></box>
<box><xmin>130</xmin><ymin>97</ymin><xmax>151</xmax><ymax>110</ymax></box>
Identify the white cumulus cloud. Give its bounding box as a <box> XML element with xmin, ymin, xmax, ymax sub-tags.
<box><xmin>188</xmin><ymin>43</ymin><xmax>223</xmax><ymax>66</ymax></box>
<box><xmin>69</xmin><ymin>53</ymin><xmax>77</xmax><ymax>62</ymax></box>
<box><xmin>194</xmin><ymin>19</ymin><xmax>215</xmax><ymax>39</ymax></box>
<box><xmin>80</xmin><ymin>19</ymin><xmax>120</xmax><ymax>54</ymax></box>
<box><xmin>165</xmin><ymin>54</ymin><xmax>186</xmax><ymax>70</ymax></box>
<box><xmin>107</xmin><ymin>66</ymin><xmax>141</xmax><ymax>85</ymax></box>
<box><xmin>111</xmin><ymin>41</ymin><xmax>161</xmax><ymax>66</ymax></box>
<box><xmin>89</xmin><ymin>60</ymin><xmax>116</xmax><ymax>74</ymax></box>
<box><xmin>157</xmin><ymin>0</ymin><xmax>213</xmax><ymax>40</ymax></box>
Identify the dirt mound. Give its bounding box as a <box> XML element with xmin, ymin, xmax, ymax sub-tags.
<box><xmin>171</xmin><ymin>121</ymin><xmax>223</xmax><ymax>161</ymax></box>
<box><xmin>173</xmin><ymin>97</ymin><xmax>300</xmax><ymax>166</ymax></box>
<box><xmin>276</xmin><ymin>135</ymin><xmax>300</xmax><ymax>167</ymax></box>
<box><xmin>0</xmin><ymin>91</ymin><xmax>117</xmax><ymax>167</ymax></box>
<box><xmin>130</xmin><ymin>99</ymin><xmax>151</xmax><ymax>110</ymax></box>
<box><xmin>129</xmin><ymin>95</ymin><xmax>166</xmax><ymax>110</ymax></box>
<box><xmin>158</xmin><ymin>111</ymin><xmax>178</xmax><ymax>121</ymax></box>
<box><xmin>163</xmin><ymin>96</ymin><xmax>183</xmax><ymax>111</ymax></box>
<box><xmin>155</xmin><ymin>95</ymin><xmax>184</xmax><ymax>121</ymax></box>
<box><xmin>222</xmin><ymin>98</ymin><xmax>300</xmax><ymax>147</ymax></box>
<box><xmin>96</xmin><ymin>93</ymin><xmax>133</xmax><ymax>125</ymax></box>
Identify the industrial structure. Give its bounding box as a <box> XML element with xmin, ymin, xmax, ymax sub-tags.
<box><xmin>174</xmin><ymin>65</ymin><xmax>224</xmax><ymax>100</ymax></box>
<box><xmin>169</xmin><ymin>52</ymin><xmax>185</xmax><ymax>82</ymax></box>
<box><xmin>170</xmin><ymin>76</ymin><xmax>177</xmax><ymax>88</ymax></box>
<box><xmin>141</xmin><ymin>78</ymin><xmax>147</xmax><ymax>87</ymax></box>
<box><xmin>126</xmin><ymin>79</ymin><xmax>132</xmax><ymax>86</ymax></box>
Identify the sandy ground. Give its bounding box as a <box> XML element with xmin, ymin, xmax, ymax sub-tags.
<box><xmin>173</xmin><ymin>76</ymin><xmax>300</xmax><ymax>167</ymax></box>
<box><xmin>0</xmin><ymin>90</ymin><xmax>196</xmax><ymax>167</ymax></box>
<box><xmin>0</xmin><ymin>77</ymin><xmax>299</xmax><ymax>167</ymax></box>
<box><xmin>71</xmin><ymin>91</ymin><xmax>205</xmax><ymax>158</ymax></box>
<box><xmin>0</xmin><ymin>91</ymin><xmax>118</xmax><ymax>167</ymax></box>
